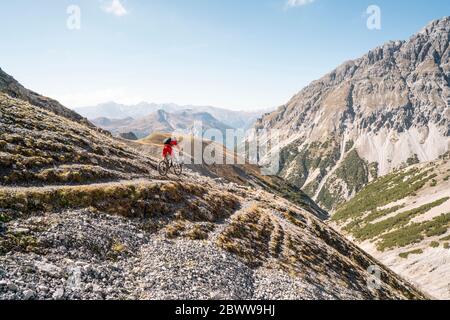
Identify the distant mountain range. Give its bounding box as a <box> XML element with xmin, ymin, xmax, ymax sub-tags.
<box><xmin>91</xmin><ymin>109</ymin><xmax>233</xmax><ymax>139</ymax></box>
<box><xmin>75</xmin><ymin>102</ymin><xmax>270</xmax><ymax>131</ymax></box>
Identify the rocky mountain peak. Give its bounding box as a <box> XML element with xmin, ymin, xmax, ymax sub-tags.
<box><xmin>253</xmin><ymin>17</ymin><xmax>450</xmax><ymax>211</ymax></box>
<box><xmin>419</xmin><ymin>16</ymin><xmax>450</xmax><ymax>35</ymax></box>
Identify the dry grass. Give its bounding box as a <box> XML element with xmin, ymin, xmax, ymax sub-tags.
<box><xmin>0</xmin><ymin>182</ymin><xmax>239</xmax><ymax>238</ymax></box>
<box><xmin>0</xmin><ymin>233</ymin><xmax>40</xmax><ymax>255</ymax></box>
<box><xmin>186</xmin><ymin>224</ymin><xmax>211</xmax><ymax>240</ymax></box>
<box><xmin>165</xmin><ymin>220</ymin><xmax>187</xmax><ymax>239</ymax></box>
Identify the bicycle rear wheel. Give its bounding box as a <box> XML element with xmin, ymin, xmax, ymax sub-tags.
<box><xmin>158</xmin><ymin>160</ymin><xmax>170</xmax><ymax>176</ymax></box>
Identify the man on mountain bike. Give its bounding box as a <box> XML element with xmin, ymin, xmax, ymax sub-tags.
<box><xmin>159</xmin><ymin>137</ymin><xmax>183</xmax><ymax>176</ymax></box>
<box><xmin>162</xmin><ymin>137</ymin><xmax>179</xmax><ymax>162</ymax></box>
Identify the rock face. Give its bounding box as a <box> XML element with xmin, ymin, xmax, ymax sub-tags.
<box><xmin>118</xmin><ymin>132</ymin><xmax>139</xmax><ymax>141</ymax></box>
<box><xmin>253</xmin><ymin>17</ymin><xmax>450</xmax><ymax>210</ymax></box>
<box><xmin>0</xmin><ymin>77</ymin><xmax>426</xmax><ymax>300</ymax></box>
<box><xmin>0</xmin><ymin>68</ymin><xmax>90</xmax><ymax>126</ymax></box>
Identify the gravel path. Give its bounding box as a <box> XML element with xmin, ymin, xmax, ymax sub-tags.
<box><xmin>0</xmin><ymin>178</ymin><xmax>171</xmax><ymax>193</ymax></box>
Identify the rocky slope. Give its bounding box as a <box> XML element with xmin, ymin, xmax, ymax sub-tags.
<box><xmin>0</xmin><ymin>90</ymin><xmax>426</xmax><ymax>300</ymax></box>
<box><xmin>331</xmin><ymin>153</ymin><xmax>450</xmax><ymax>299</ymax></box>
<box><xmin>0</xmin><ymin>94</ymin><xmax>157</xmax><ymax>186</ymax></box>
<box><xmin>252</xmin><ymin>17</ymin><xmax>450</xmax><ymax>211</ymax></box>
<box><xmin>0</xmin><ymin>68</ymin><xmax>90</xmax><ymax>126</ymax></box>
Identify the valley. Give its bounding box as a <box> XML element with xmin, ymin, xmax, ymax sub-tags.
<box><xmin>0</xmin><ymin>79</ymin><xmax>424</xmax><ymax>300</ymax></box>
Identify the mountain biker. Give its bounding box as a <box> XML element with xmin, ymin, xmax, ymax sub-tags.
<box><xmin>162</xmin><ymin>137</ymin><xmax>180</xmax><ymax>162</ymax></box>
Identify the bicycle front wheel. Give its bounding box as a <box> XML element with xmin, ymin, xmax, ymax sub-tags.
<box><xmin>173</xmin><ymin>163</ymin><xmax>183</xmax><ymax>176</ymax></box>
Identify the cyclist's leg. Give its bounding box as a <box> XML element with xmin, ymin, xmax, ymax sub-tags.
<box><xmin>164</xmin><ymin>154</ymin><xmax>171</xmax><ymax>165</ymax></box>
<box><xmin>169</xmin><ymin>149</ymin><xmax>175</xmax><ymax>166</ymax></box>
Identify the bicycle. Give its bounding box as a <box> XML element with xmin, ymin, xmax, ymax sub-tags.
<box><xmin>158</xmin><ymin>155</ymin><xmax>183</xmax><ymax>177</ymax></box>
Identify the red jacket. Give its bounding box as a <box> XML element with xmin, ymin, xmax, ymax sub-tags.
<box><xmin>162</xmin><ymin>140</ymin><xmax>177</xmax><ymax>157</ymax></box>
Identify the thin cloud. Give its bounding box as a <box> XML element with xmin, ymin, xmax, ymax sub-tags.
<box><xmin>102</xmin><ymin>0</ymin><xmax>128</xmax><ymax>17</ymax></box>
<box><xmin>286</xmin><ymin>0</ymin><xmax>316</xmax><ymax>8</ymax></box>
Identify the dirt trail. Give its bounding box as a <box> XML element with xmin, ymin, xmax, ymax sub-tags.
<box><xmin>0</xmin><ymin>178</ymin><xmax>178</xmax><ymax>194</ymax></box>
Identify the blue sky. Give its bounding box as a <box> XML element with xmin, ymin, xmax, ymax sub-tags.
<box><xmin>0</xmin><ymin>0</ymin><xmax>449</xmax><ymax>111</ymax></box>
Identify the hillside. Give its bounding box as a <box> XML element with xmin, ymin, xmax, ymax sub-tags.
<box><xmin>0</xmin><ymin>68</ymin><xmax>90</xmax><ymax>126</ymax></box>
<box><xmin>0</xmin><ymin>94</ymin><xmax>157</xmax><ymax>186</ymax></box>
<box><xmin>0</xmin><ymin>91</ymin><xmax>426</xmax><ymax>300</ymax></box>
<box><xmin>252</xmin><ymin>17</ymin><xmax>450</xmax><ymax>211</ymax></box>
<box><xmin>331</xmin><ymin>154</ymin><xmax>450</xmax><ymax>299</ymax></box>
<box><xmin>133</xmin><ymin>132</ymin><xmax>329</xmax><ymax>220</ymax></box>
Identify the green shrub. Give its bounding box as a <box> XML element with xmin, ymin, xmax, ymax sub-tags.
<box><xmin>352</xmin><ymin>198</ymin><xmax>449</xmax><ymax>241</ymax></box>
<box><xmin>406</xmin><ymin>154</ymin><xmax>420</xmax><ymax>166</ymax></box>
<box><xmin>430</xmin><ymin>241</ymin><xmax>440</xmax><ymax>248</ymax></box>
<box><xmin>378</xmin><ymin>212</ymin><xmax>450</xmax><ymax>251</ymax></box>
<box><xmin>334</xmin><ymin>168</ymin><xmax>438</xmax><ymax>223</ymax></box>
<box><xmin>344</xmin><ymin>140</ymin><xmax>354</xmax><ymax>153</ymax></box>
<box><xmin>399</xmin><ymin>249</ymin><xmax>423</xmax><ymax>259</ymax></box>
<box><xmin>0</xmin><ymin>212</ymin><xmax>11</xmax><ymax>223</ymax></box>
<box><xmin>335</xmin><ymin>150</ymin><xmax>368</xmax><ymax>195</ymax></box>
<box><xmin>317</xmin><ymin>186</ymin><xmax>340</xmax><ymax>211</ymax></box>
<box><xmin>369</xmin><ymin>162</ymin><xmax>379</xmax><ymax>179</ymax></box>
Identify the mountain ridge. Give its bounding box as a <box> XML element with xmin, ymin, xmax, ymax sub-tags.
<box><xmin>0</xmin><ymin>68</ymin><xmax>92</xmax><ymax>127</ymax></box>
<box><xmin>253</xmin><ymin>16</ymin><xmax>450</xmax><ymax>210</ymax></box>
